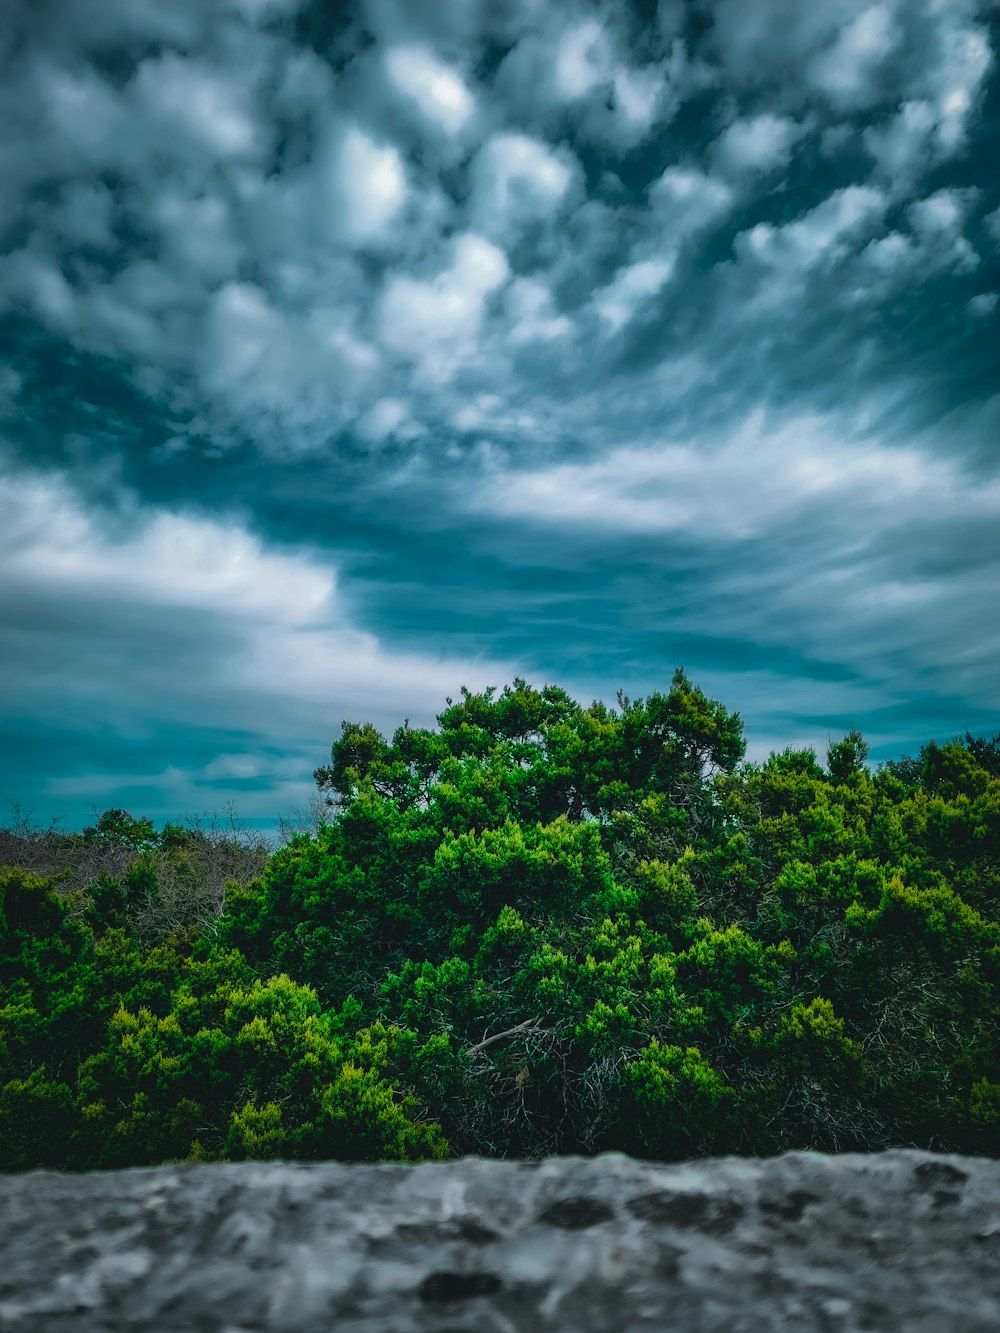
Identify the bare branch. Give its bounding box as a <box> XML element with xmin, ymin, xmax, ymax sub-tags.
<box><xmin>464</xmin><ymin>1017</ymin><xmax>546</xmax><ymax>1057</ymax></box>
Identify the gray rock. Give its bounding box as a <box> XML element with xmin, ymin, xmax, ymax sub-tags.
<box><xmin>1</xmin><ymin>1151</ymin><xmax>999</xmax><ymax>1332</ymax></box>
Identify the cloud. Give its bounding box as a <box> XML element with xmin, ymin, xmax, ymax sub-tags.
<box><xmin>807</xmin><ymin>3</ymin><xmax>902</xmax><ymax>108</ymax></box>
<box><xmin>202</xmin><ymin>280</ymin><xmax>381</xmax><ymax>444</ymax></box>
<box><xmin>490</xmin><ymin>9</ymin><xmax>686</xmax><ymax>150</ymax></box>
<box><xmin>734</xmin><ymin>186</ymin><xmax>888</xmax><ymax>289</ymax></box>
<box><xmin>707</xmin><ymin>0</ymin><xmax>990</xmax><ymax>125</ymax></box>
<box><xmin>862</xmin><ymin>11</ymin><xmax>992</xmax><ymax>182</ymax></box>
<box><xmin>377</xmin><ymin>232</ymin><xmax>510</xmax><ymax>378</ymax></box>
<box><xmin>504</xmin><ymin>278</ymin><xmax>573</xmax><ymax>344</ymax></box>
<box><xmin>383</xmin><ymin>44</ymin><xmax>475</xmax><ymax>134</ymax></box>
<box><xmin>554</xmin><ymin>20</ymin><xmax>612</xmax><ymax>100</ymax></box>
<box><xmin>150</xmin><ymin>191</ymin><xmax>242</xmax><ymax>282</ymax></box>
<box><xmin>459</xmin><ymin>408</ymin><xmax>1000</xmax><ymax>721</ymax></box>
<box><xmin>320</xmin><ymin>124</ymin><xmax>409</xmax><ymax>244</ymax></box>
<box><xmin>593</xmin><ymin>257</ymin><xmax>674</xmax><ymax>334</ymax></box>
<box><xmin>706</xmin><ymin>1</ymin><xmax>875</xmax><ymax>90</ymax></box>
<box><xmin>0</xmin><ymin>461</ymin><xmax>517</xmax><ymax>818</ymax></box>
<box><xmin>649</xmin><ymin>167</ymin><xmax>733</xmax><ymax>239</ymax></box>
<box><xmin>923</xmin><ymin>17</ymin><xmax>992</xmax><ymax>152</ymax></box>
<box><xmin>968</xmin><ymin>292</ymin><xmax>998</xmax><ymax>317</ymax></box>
<box><xmin>907</xmin><ymin>189</ymin><xmax>979</xmax><ymax>272</ymax></box>
<box><xmin>50</xmin><ymin>181</ymin><xmax>117</xmax><ymax>250</ymax></box>
<box><xmin>611</xmin><ymin>64</ymin><xmax>670</xmax><ymax>136</ymax></box>
<box><xmin>0</xmin><ymin>467</ymin><xmax>333</xmax><ymax>625</ymax></box>
<box><xmin>355</xmin><ymin>396</ymin><xmax>424</xmax><ymax>445</ymax></box>
<box><xmin>711</xmin><ymin>114</ymin><xmax>806</xmax><ymax>176</ymax></box>
<box><xmin>130</xmin><ymin>52</ymin><xmax>267</xmax><ymax>161</ymax></box>
<box><xmin>0</xmin><ymin>252</ymin><xmax>77</xmax><ymax>333</ymax></box>
<box><xmin>852</xmin><ymin>188</ymin><xmax>980</xmax><ymax>294</ymax></box>
<box><xmin>0</xmin><ymin>0</ymin><xmax>996</xmax><ymax>823</ymax></box>
<box><xmin>470</xmin><ymin>409</ymin><xmax>992</xmax><ymax>541</ymax></box>
<box><xmin>468</xmin><ymin>132</ymin><xmax>580</xmax><ymax>241</ymax></box>
<box><xmin>863</xmin><ymin>99</ymin><xmax>942</xmax><ymax>182</ymax></box>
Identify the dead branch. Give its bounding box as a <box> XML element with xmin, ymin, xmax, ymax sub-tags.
<box><xmin>465</xmin><ymin>1017</ymin><xmax>546</xmax><ymax>1057</ymax></box>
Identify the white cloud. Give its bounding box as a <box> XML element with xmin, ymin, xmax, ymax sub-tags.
<box><xmin>491</xmin><ymin>10</ymin><xmax>684</xmax><ymax>150</ymax></box>
<box><xmin>0</xmin><ymin>469</ymin><xmax>333</xmax><ymax>625</ymax></box>
<box><xmin>377</xmin><ymin>233</ymin><xmax>509</xmax><ymax>377</ymax></box>
<box><xmin>205</xmin><ymin>282</ymin><xmax>287</xmax><ymax>397</ymax></box>
<box><xmin>859</xmin><ymin>231</ymin><xmax>917</xmax><ymax>275</ymax></box>
<box><xmin>969</xmin><ymin>292</ymin><xmax>998</xmax><ymax>317</ymax></box>
<box><xmin>504</xmin><ymin>278</ymin><xmax>573</xmax><ymax>344</ymax></box>
<box><xmin>599</xmin><ymin>53</ymin><xmax>682</xmax><ymax>149</ymax></box>
<box><xmin>150</xmin><ymin>191</ymin><xmax>241</xmax><ymax>280</ymax></box>
<box><xmin>712</xmin><ymin>114</ymin><xmax>805</xmax><ymax>176</ymax></box>
<box><xmin>2</xmin><ymin>0</ymin><xmax>996</xmax><ymax>825</ymax></box>
<box><xmin>469</xmin><ymin>132</ymin><xmax>579</xmax><ymax>241</ymax></box>
<box><xmin>735</xmin><ymin>186</ymin><xmax>887</xmax><ymax>277</ymax></box>
<box><xmin>202</xmin><ymin>753</ymin><xmax>273</xmax><ymax>781</ymax></box>
<box><xmin>470</xmin><ymin>410</ymin><xmax>991</xmax><ymax>541</ymax></box>
<box><xmin>808</xmin><ymin>3</ymin><xmax>902</xmax><ymax>108</ymax></box>
<box><xmin>130</xmin><ymin>53</ymin><xmax>266</xmax><ymax>160</ymax></box>
<box><xmin>0</xmin><ymin>251</ymin><xmax>77</xmax><ymax>331</ymax></box>
<box><xmin>612</xmin><ymin>64</ymin><xmax>667</xmax><ymax>132</ymax></box>
<box><xmin>0</xmin><ymin>0</ymin><xmax>990</xmax><ymax>485</ymax></box>
<box><xmin>649</xmin><ymin>166</ymin><xmax>733</xmax><ymax>240</ymax></box>
<box><xmin>909</xmin><ymin>188</ymin><xmax>971</xmax><ymax>236</ymax></box>
<box><xmin>201</xmin><ymin>281</ymin><xmax>381</xmax><ymax>445</ymax></box>
<box><xmin>863</xmin><ymin>15</ymin><xmax>992</xmax><ymax>182</ymax></box>
<box><xmin>907</xmin><ymin>188</ymin><xmax>979</xmax><ymax>272</ymax></box>
<box><xmin>929</xmin><ymin>20</ymin><xmax>992</xmax><ymax>152</ymax></box>
<box><xmin>0</xmin><ymin>465</ymin><xmax>520</xmax><ymax>810</ymax></box>
<box><xmin>324</xmin><ymin>125</ymin><xmax>408</xmax><ymax>244</ymax></box>
<box><xmin>356</xmin><ymin>397</ymin><xmax>424</xmax><ymax>445</ymax></box>
<box><xmin>235</xmin><ymin>120</ymin><xmax>425</xmax><ymax>304</ymax></box>
<box><xmin>42</xmin><ymin>62</ymin><xmax>124</xmax><ymax>163</ymax></box>
<box><xmin>384</xmin><ymin>45</ymin><xmax>475</xmax><ymax>134</ymax></box>
<box><xmin>706</xmin><ymin>0</ymin><xmax>870</xmax><ymax>87</ymax></box>
<box><xmin>450</xmin><ymin>393</ymin><xmax>539</xmax><ymax>438</ymax></box>
<box><xmin>853</xmin><ymin>190</ymin><xmax>980</xmax><ymax>293</ymax></box>
<box><xmin>863</xmin><ymin>98</ymin><xmax>937</xmax><ymax>181</ymax></box>
<box><xmin>593</xmin><ymin>257</ymin><xmax>674</xmax><ymax>334</ymax></box>
<box><xmin>555</xmin><ymin>20</ymin><xmax>611</xmax><ymax>100</ymax></box>
<box><xmin>459</xmin><ymin>409</ymin><xmax>1000</xmax><ymax>715</ymax></box>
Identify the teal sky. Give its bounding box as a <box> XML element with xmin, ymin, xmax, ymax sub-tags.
<box><xmin>1</xmin><ymin>0</ymin><xmax>998</xmax><ymax>829</ymax></box>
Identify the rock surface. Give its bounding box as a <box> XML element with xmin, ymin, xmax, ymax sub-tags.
<box><xmin>1</xmin><ymin>1150</ymin><xmax>999</xmax><ymax>1331</ymax></box>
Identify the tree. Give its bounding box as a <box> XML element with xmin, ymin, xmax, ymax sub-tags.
<box><xmin>3</xmin><ymin>682</ymin><xmax>998</xmax><ymax>1168</ymax></box>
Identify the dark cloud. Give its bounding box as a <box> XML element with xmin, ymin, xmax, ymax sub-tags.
<box><xmin>0</xmin><ymin>0</ymin><xmax>997</xmax><ymax>826</ymax></box>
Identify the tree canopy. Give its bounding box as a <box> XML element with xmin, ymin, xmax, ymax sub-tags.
<box><xmin>3</xmin><ymin>671</ymin><xmax>998</xmax><ymax>1169</ymax></box>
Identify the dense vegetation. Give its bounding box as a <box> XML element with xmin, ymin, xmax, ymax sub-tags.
<box><xmin>2</xmin><ymin>671</ymin><xmax>998</xmax><ymax>1171</ymax></box>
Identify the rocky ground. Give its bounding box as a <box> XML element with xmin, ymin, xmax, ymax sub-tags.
<box><xmin>1</xmin><ymin>1150</ymin><xmax>999</xmax><ymax>1331</ymax></box>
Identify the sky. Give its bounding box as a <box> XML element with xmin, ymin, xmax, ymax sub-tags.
<box><xmin>0</xmin><ymin>0</ymin><xmax>998</xmax><ymax>831</ymax></box>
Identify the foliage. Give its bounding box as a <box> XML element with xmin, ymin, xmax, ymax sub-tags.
<box><xmin>2</xmin><ymin>678</ymin><xmax>998</xmax><ymax>1168</ymax></box>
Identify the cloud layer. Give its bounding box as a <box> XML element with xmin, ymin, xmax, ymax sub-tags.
<box><xmin>0</xmin><ymin>0</ymin><xmax>997</xmax><ymax>825</ymax></box>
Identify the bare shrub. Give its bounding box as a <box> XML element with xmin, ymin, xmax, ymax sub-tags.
<box><xmin>276</xmin><ymin>793</ymin><xmax>331</xmax><ymax>845</ymax></box>
<box><xmin>1</xmin><ymin>796</ymin><xmax>273</xmax><ymax>942</ymax></box>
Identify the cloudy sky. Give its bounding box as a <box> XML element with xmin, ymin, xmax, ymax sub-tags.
<box><xmin>1</xmin><ymin>0</ymin><xmax>998</xmax><ymax>829</ymax></box>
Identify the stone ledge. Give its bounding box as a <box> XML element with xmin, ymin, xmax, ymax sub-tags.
<box><xmin>1</xmin><ymin>1150</ymin><xmax>998</xmax><ymax>1331</ymax></box>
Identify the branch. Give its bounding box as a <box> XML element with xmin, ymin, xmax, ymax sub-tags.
<box><xmin>465</xmin><ymin>1017</ymin><xmax>546</xmax><ymax>1057</ymax></box>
